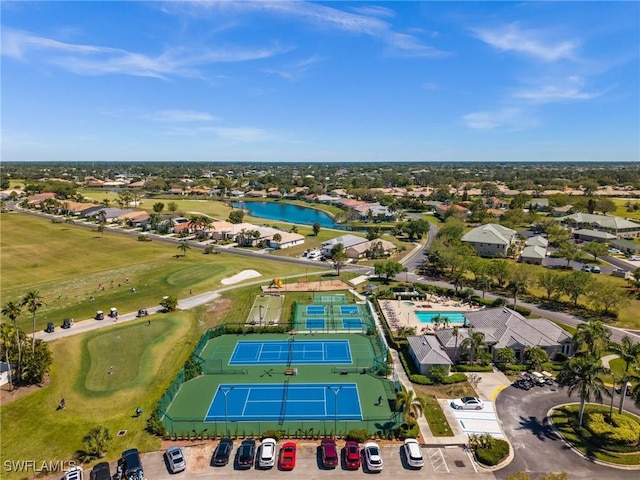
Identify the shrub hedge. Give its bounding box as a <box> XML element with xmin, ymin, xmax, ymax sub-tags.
<box><xmin>584</xmin><ymin>412</ymin><xmax>640</xmax><ymax>446</ymax></box>
<box><xmin>452</xmin><ymin>364</ymin><xmax>494</xmax><ymax>372</ymax></box>
<box><xmin>441</xmin><ymin>373</ymin><xmax>468</xmax><ymax>384</ymax></box>
<box><xmin>474</xmin><ymin>439</ymin><xmax>510</xmax><ymax>466</ymax></box>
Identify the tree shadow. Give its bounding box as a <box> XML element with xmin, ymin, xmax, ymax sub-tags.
<box><xmin>516</xmin><ymin>415</ymin><xmax>560</xmax><ymax>441</ymax></box>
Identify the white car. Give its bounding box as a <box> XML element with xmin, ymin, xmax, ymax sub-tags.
<box><xmin>609</xmin><ymin>248</ymin><xmax>622</xmax><ymax>254</ymax></box>
<box><xmin>363</xmin><ymin>442</ymin><xmax>383</xmax><ymax>472</ymax></box>
<box><xmin>64</xmin><ymin>467</ymin><xmax>83</xmax><ymax>480</ymax></box>
<box><xmin>450</xmin><ymin>396</ymin><xmax>485</xmax><ymax>410</ymax></box>
<box><xmin>258</xmin><ymin>438</ymin><xmax>277</xmax><ymax>469</ymax></box>
<box><xmin>403</xmin><ymin>439</ymin><xmax>424</xmax><ymax>468</ymax></box>
<box><xmin>629</xmin><ymin>255</ymin><xmax>640</xmax><ymax>261</ymax></box>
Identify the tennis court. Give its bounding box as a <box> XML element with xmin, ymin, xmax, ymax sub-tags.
<box><xmin>229</xmin><ymin>339</ymin><xmax>352</xmax><ymax>365</ymax></box>
<box><xmin>340</xmin><ymin>305</ymin><xmax>359</xmax><ymax>315</ymax></box>
<box><xmin>342</xmin><ymin>318</ymin><xmax>363</xmax><ymax>329</ymax></box>
<box><xmin>305</xmin><ymin>319</ymin><xmax>326</xmax><ymax>329</ymax></box>
<box><xmin>204</xmin><ymin>383</ymin><xmax>362</xmax><ymax>421</ymax></box>
<box><xmin>306</xmin><ymin>305</ymin><xmax>325</xmax><ymax>315</ymax></box>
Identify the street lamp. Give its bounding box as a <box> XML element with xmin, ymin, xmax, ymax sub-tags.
<box><xmin>328</xmin><ymin>386</ymin><xmax>343</xmax><ymax>435</ymax></box>
<box><xmin>221</xmin><ymin>387</ymin><xmax>233</xmax><ymax>436</ymax></box>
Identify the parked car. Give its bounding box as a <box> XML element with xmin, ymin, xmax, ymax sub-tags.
<box><xmin>450</xmin><ymin>396</ymin><xmax>485</xmax><ymax>410</ymax></box>
<box><xmin>164</xmin><ymin>446</ymin><xmax>186</xmax><ymax>473</ymax></box>
<box><xmin>278</xmin><ymin>442</ymin><xmax>296</xmax><ymax>471</ymax></box>
<box><xmin>236</xmin><ymin>439</ymin><xmax>256</xmax><ymax>470</ymax></box>
<box><xmin>363</xmin><ymin>442</ymin><xmax>384</xmax><ymax>472</ymax></box>
<box><xmin>403</xmin><ymin>438</ymin><xmax>424</xmax><ymax>468</ymax></box>
<box><xmin>212</xmin><ymin>438</ymin><xmax>233</xmax><ymax>466</ymax></box>
<box><xmin>581</xmin><ymin>264</ymin><xmax>591</xmax><ymax>272</ymax></box>
<box><xmin>343</xmin><ymin>441</ymin><xmax>360</xmax><ymax>470</ymax></box>
<box><xmin>609</xmin><ymin>248</ymin><xmax>622</xmax><ymax>254</ymax></box>
<box><xmin>591</xmin><ymin>265</ymin><xmax>601</xmax><ymax>273</ymax></box>
<box><xmin>61</xmin><ymin>318</ymin><xmax>74</xmax><ymax>329</ymax></box>
<box><xmin>45</xmin><ymin>322</ymin><xmax>55</xmax><ymax>333</ymax></box>
<box><xmin>629</xmin><ymin>255</ymin><xmax>640</xmax><ymax>261</ymax></box>
<box><xmin>258</xmin><ymin>438</ymin><xmax>277</xmax><ymax>469</ymax></box>
<box><xmin>64</xmin><ymin>466</ymin><xmax>83</xmax><ymax>480</ymax></box>
<box><xmin>320</xmin><ymin>438</ymin><xmax>338</xmax><ymax>469</ymax></box>
<box><xmin>120</xmin><ymin>448</ymin><xmax>143</xmax><ymax>480</ymax></box>
<box><xmin>90</xmin><ymin>462</ymin><xmax>110</xmax><ymax>480</ymax></box>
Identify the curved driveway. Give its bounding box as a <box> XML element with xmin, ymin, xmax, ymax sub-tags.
<box><xmin>495</xmin><ymin>385</ymin><xmax>640</xmax><ymax>479</ymax></box>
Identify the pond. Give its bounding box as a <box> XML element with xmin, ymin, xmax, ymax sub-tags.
<box><xmin>231</xmin><ymin>201</ymin><xmax>340</xmax><ymax>228</ymax></box>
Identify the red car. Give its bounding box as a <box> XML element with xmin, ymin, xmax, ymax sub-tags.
<box><xmin>278</xmin><ymin>442</ymin><xmax>296</xmax><ymax>471</ymax></box>
<box><xmin>344</xmin><ymin>441</ymin><xmax>360</xmax><ymax>470</ymax></box>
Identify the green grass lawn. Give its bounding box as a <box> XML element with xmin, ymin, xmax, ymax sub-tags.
<box><xmin>551</xmin><ymin>404</ymin><xmax>640</xmax><ymax>466</ymax></box>
<box><xmin>1</xmin><ymin>212</ymin><xmax>323</xmax><ymax>331</ymax></box>
<box><xmin>0</xmin><ymin>311</ymin><xmax>201</xmax><ymax>479</ymax></box>
<box><xmin>611</xmin><ymin>198</ymin><xmax>640</xmax><ymax>221</ymax></box>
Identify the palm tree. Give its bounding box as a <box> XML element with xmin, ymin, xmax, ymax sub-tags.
<box><xmin>461</xmin><ymin>329</ymin><xmax>485</xmax><ymax>364</ymax></box>
<box><xmin>609</xmin><ymin>335</ymin><xmax>640</xmax><ymax>414</ymax></box>
<box><xmin>557</xmin><ymin>355</ymin><xmax>609</xmax><ymax>426</ymax></box>
<box><xmin>21</xmin><ymin>291</ymin><xmax>43</xmax><ymax>353</ymax></box>
<box><xmin>1</xmin><ymin>301</ymin><xmax>23</xmax><ymax>386</ymax></box>
<box><xmin>524</xmin><ymin>346</ymin><xmax>549</xmax><ymax>372</ymax></box>
<box><xmin>177</xmin><ymin>240</ymin><xmax>190</xmax><ymax>257</ymax></box>
<box><xmin>452</xmin><ymin>326</ymin><xmax>460</xmax><ymax>361</ymax></box>
<box><xmin>0</xmin><ymin>323</ymin><xmax>16</xmax><ymax>390</ymax></box>
<box><xmin>395</xmin><ymin>387</ymin><xmax>424</xmax><ymax>424</ymax></box>
<box><xmin>573</xmin><ymin>320</ymin><xmax>611</xmax><ymax>358</ymax></box>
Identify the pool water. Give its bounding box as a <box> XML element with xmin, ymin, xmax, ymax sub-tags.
<box><xmin>403</xmin><ymin>301</ymin><xmax>415</xmax><ymax>306</ymax></box>
<box><xmin>415</xmin><ymin>311</ymin><xmax>467</xmax><ymax>324</ymax></box>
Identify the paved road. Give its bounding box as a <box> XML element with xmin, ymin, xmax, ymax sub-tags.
<box><xmin>495</xmin><ymin>384</ymin><xmax>640</xmax><ymax>479</ymax></box>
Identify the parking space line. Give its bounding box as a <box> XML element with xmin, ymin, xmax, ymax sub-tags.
<box><xmin>426</xmin><ymin>448</ymin><xmax>449</xmax><ymax>473</ymax></box>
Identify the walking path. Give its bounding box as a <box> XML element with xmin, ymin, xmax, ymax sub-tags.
<box><xmin>601</xmin><ymin>354</ymin><xmax>619</xmax><ymax>368</ymax></box>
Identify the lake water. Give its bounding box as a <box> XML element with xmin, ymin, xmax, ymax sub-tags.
<box><xmin>232</xmin><ymin>201</ymin><xmax>339</xmax><ymax>228</ymax></box>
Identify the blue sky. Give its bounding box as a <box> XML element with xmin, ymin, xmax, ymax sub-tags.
<box><xmin>2</xmin><ymin>1</ymin><xmax>638</xmax><ymax>163</ymax></box>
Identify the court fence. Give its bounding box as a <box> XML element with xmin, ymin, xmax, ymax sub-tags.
<box><xmin>161</xmin><ymin>413</ymin><xmax>403</xmax><ymax>440</ymax></box>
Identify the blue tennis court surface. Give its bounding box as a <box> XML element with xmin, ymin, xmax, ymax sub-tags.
<box><xmin>305</xmin><ymin>319</ymin><xmax>326</xmax><ymax>329</ymax></box>
<box><xmin>205</xmin><ymin>383</ymin><xmax>362</xmax><ymax>421</ymax></box>
<box><xmin>307</xmin><ymin>305</ymin><xmax>325</xmax><ymax>315</ymax></box>
<box><xmin>340</xmin><ymin>306</ymin><xmax>359</xmax><ymax>315</ymax></box>
<box><xmin>229</xmin><ymin>340</ymin><xmax>352</xmax><ymax>365</ymax></box>
<box><xmin>342</xmin><ymin>318</ymin><xmax>363</xmax><ymax>329</ymax></box>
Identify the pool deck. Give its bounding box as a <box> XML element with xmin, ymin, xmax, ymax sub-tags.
<box><xmin>379</xmin><ymin>297</ymin><xmax>483</xmax><ymax>334</ymax></box>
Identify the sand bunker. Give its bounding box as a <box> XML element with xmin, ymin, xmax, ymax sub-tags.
<box><xmin>221</xmin><ymin>269</ymin><xmax>262</xmax><ymax>285</ymax></box>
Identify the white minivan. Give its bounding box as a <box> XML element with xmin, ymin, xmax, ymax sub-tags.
<box><xmin>403</xmin><ymin>439</ymin><xmax>424</xmax><ymax>468</ymax></box>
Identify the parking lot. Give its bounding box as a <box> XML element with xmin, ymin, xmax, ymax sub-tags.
<box><xmin>115</xmin><ymin>441</ymin><xmax>498</xmax><ymax>479</ymax></box>
<box><xmin>447</xmin><ymin>401</ymin><xmax>504</xmax><ymax>439</ymax></box>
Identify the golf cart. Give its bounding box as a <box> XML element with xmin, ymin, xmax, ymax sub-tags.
<box><xmin>95</xmin><ymin>310</ymin><xmax>105</xmax><ymax>320</ymax></box>
<box><xmin>45</xmin><ymin>322</ymin><xmax>55</xmax><ymax>333</ymax></box>
<box><xmin>61</xmin><ymin>318</ymin><xmax>74</xmax><ymax>329</ymax></box>
<box><xmin>108</xmin><ymin>307</ymin><xmax>118</xmax><ymax>319</ymax></box>
<box><xmin>136</xmin><ymin>309</ymin><xmax>148</xmax><ymax>317</ymax></box>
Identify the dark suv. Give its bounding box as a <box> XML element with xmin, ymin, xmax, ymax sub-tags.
<box><xmin>90</xmin><ymin>462</ymin><xmax>110</xmax><ymax>480</ymax></box>
<box><xmin>236</xmin><ymin>439</ymin><xmax>255</xmax><ymax>469</ymax></box>
<box><xmin>212</xmin><ymin>438</ymin><xmax>233</xmax><ymax>466</ymax></box>
<box><xmin>119</xmin><ymin>449</ymin><xmax>143</xmax><ymax>480</ymax></box>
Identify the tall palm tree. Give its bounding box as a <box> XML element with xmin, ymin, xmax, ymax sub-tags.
<box><xmin>557</xmin><ymin>355</ymin><xmax>609</xmax><ymax>426</ymax></box>
<box><xmin>21</xmin><ymin>291</ymin><xmax>43</xmax><ymax>353</ymax></box>
<box><xmin>609</xmin><ymin>335</ymin><xmax>640</xmax><ymax>414</ymax></box>
<box><xmin>0</xmin><ymin>323</ymin><xmax>16</xmax><ymax>389</ymax></box>
<box><xmin>461</xmin><ymin>329</ymin><xmax>485</xmax><ymax>364</ymax></box>
<box><xmin>1</xmin><ymin>301</ymin><xmax>23</xmax><ymax>384</ymax></box>
<box><xmin>395</xmin><ymin>387</ymin><xmax>424</xmax><ymax>424</ymax></box>
<box><xmin>452</xmin><ymin>326</ymin><xmax>460</xmax><ymax>361</ymax></box>
<box><xmin>573</xmin><ymin>320</ymin><xmax>611</xmax><ymax>358</ymax></box>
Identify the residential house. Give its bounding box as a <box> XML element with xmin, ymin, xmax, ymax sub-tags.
<box><xmin>461</xmin><ymin>223</ymin><xmax>517</xmax><ymax>257</ymax></box>
<box><xmin>406</xmin><ymin>335</ymin><xmax>453</xmax><ymax>376</ymax></box>
<box><xmin>558</xmin><ymin>212</ymin><xmax>640</xmax><ymax>239</ymax></box>
<box><xmin>268</xmin><ymin>231</ymin><xmax>305</xmax><ymax>249</ymax></box>
<box><xmin>321</xmin><ymin>234</ymin><xmax>367</xmax><ymax>257</ymax></box>
<box><xmin>525</xmin><ymin>236</ymin><xmax>549</xmax><ymax>248</ymax></box>
<box><xmin>345</xmin><ymin>239</ymin><xmax>397</xmax><ymax>259</ymax></box>
<box><xmin>572</xmin><ymin>229</ymin><xmax>617</xmax><ymax>243</ymax></box>
<box><xmin>609</xmin><ymin>238</ymin><xmax>640</xmax><ymax>255</ymax></box>
<box><xmin>118</xmin><ymin>210</ymin><xmax>150</xmax><ymax>228</ymax></box>
<box><xmin>520</xmin><ymin>245</ymin><xmax>546</xmax><ymax>265</ymax></box>
<box><xmin>84</xmin><ymin>207</ymin><xmax>133</xmax><ymax>223</ymax></box>
<box><xmin>550</xmin><ymin>205</ymin><xmax>574</xmax><ymax>217</ymax></box>
<box><xmin>435</xmin><ymin>204</ymin><xmax>470</xmax><ymax>219</ymax></box>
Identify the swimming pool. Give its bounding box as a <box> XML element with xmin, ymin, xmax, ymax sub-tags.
<box><xmin>415</xmin><ymin>311</ymin><xmax>467</xmax><ymax>324</ymax></box>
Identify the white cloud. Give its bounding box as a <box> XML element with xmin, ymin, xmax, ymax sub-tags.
<box><xmin>473</xmin><ymin>23</ymin><xmax>579</xmax><ymax>62</ymax></box>
<box><xmin>145</xmin><ymin>110</ymin><xmax>219</xmax><ymax>123</ymax></box>
<box><xmin>513</xmin><ymin>76</ymin><xmax>608</xmax><ymax>103</ymax></box>
<box><xmin>1</xmin><ymin>29</ymin><xmax>290</xmax><ymax>79</ymax></box>
<box><xmin>463</xmin><ymin>107</ymin><xmax>539</xmax><ymax>131</ymax></box>
<box><xmin>172</xmin><ymin>1</ymin><xmax>446</xmax><ymax>58</ymax></box>
<box><xmin>262</xmin><ymin>55</ymin><xmax>321</xmax><ymax>81</ymax></box>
